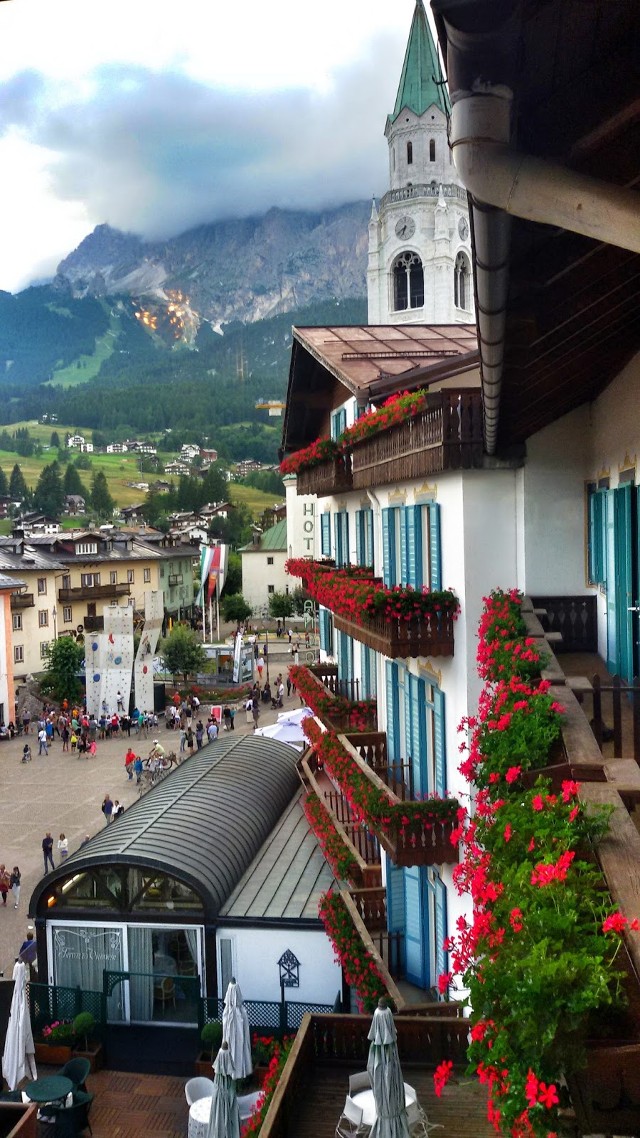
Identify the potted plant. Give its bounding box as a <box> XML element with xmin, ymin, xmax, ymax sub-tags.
<box><xmin>251</xmin><ymin>1034</ymin><xmax>278</xmax><ymax>1087</ymax></box>
<box><xmin>71</xmin><ymin>1011</ymin><xmax>103</xmax><ymax>1072</ymax></box>
<box><xmin>35</xmin><ymin>1020</ymin><xmax>75</xmax><ymax>1065</ymax></box>
<box><xmin>195</xmin><ymin>1020</ymin><xmax>223</xmax><ymax>1076</ymax></box>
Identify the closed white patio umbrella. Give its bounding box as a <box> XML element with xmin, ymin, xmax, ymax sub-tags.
<box><xmin>366</xmin><ymin>999</ymin><xmax>410</xmax><ymax>1138</ymax></box>
<box><xmin>207</xmin><ymin>1042</ymin><xmax>241</xmax><ymax>1138</ymax></box>
<box><xmin>2</xmin><ymin>962</ymin><xmax>37</xmax><ymax>1090</ymax></box>
<box><xmin>221</xmin><ymin>979</ymin><xmax>253</xmax><ymax>1080</ymax></box>
<box><xmin>254</xmin><ymin>721</ymin><xmax>306</xmax><ymax>749</ymax></box>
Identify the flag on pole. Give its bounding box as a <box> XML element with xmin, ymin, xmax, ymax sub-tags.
<box><xmin>207</xmin><ymin>544</ymin><xmax>228</xmax><ymax>602</ymax></box>
<box><xmin>197</xmin><ymin>545</ymin><xmax>214</xmax><ymax>607</ymax></box>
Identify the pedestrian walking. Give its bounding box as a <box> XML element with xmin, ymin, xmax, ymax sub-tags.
<box><xmin>57</xmin><ymin>833</ymin><xmax>69</xmax><ymax>861</ymax></box>
<box><xmin>251</xmin><ymin>698</ymin><xmax>260</xmax><ymax>729</ymax></box>
<box><xmin>286</xmin><ymin>674</ymin><xmax>292</xmax><ymax>697</ymax></box>
<box><xmin>186</xmin><ymin>726</ymin><xmax>194</xmax><ymax>755</ymax></box>
<box><xmin>245</xmin><ymin>697</ymin><xmax>253</xmax><ymax>725</ymax></box>
<box><xmin>61</xmin><ymin>723</ymin><xmax>70</xmax><ymax>751</ymax></box>
<box><xmin>10</xmin><ymin>867</ymin><xmax>21</xmax><ymax>909</ymax></box>
<box><xmin>134</xmin><ymin>756</ymin><xmax>143</xmax><ymax>784</ymax></box>
<box><xmin>195</xmin><ymin>721</ymin><xmax>204</xmax><ymax>750</ymax></box>
<box><xmin>125</xmin><ymin>746</ymin><xmax>136</xmax><ymax>779</ymax></box>
<box><xmin>113</xmin><ymin>800</ymin><xmax>125</xmax><ymax>819</ymax></box>
<box><xmin>179</xmin><ymin>727</ymin><xmax>187</xmax><ymax>753</ymax></box>
<box><xmin>207</xmin><ymin>719</ymin><xmax>218</xmax><ymax>743</ymax></box>
<box><xmin>21</xmin><ymin>743</ymin><xmax>32</xmax><ymax>763</ymax></box>
<box><xmin>42</xmin><ymin>832</ymin><xmax>55</xmax><ymax>873</ymax></box>
<box><xmin>0</xmin><ymin>865</ymin><xmax>9</xmax><ymax>905</ymax></box>
<box><xmin>101</xmin><ymin>794</ymin><xmax>114</xmax><ymax>825</ymax></box>
<box><xmin>38</xmin><ymin>727</ymin><xmax>48</xmax><ymax>755</ymax></box>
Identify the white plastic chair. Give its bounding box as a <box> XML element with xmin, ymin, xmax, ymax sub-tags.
<box><xmin>185</xmin><ymin>1076</ymin><xmax>214</xmax><ymax>1105</ymax></box>
<box><xmin>336</xmin><ymin>1095</ymin><xmax>370</xmax><ymax>1138</ymax></box>
<box><xmin>406</xmin><ymin>1098</ymin><xmax>443</xmax><ymax>1136</ymax></box>
<box><xmin>348</xmin><ymin>1071</ymin><xmax>371</xmax><ymax>1096</ymax></box>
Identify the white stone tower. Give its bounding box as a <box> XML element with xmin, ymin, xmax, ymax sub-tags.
<box><xmin>367</xmin><ymin>0</ymin><xmax>474</xmax><ymax>326</ymax></box>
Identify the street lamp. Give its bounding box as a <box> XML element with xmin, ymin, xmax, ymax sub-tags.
<box><xmin>52</xmin><ymin>606</ymin><xmax>57</xmax><ymax>640</ymax></box>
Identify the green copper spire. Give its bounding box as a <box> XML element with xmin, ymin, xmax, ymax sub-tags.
<box><xmin>389</xmin><ymin>0</ymin><xmax>449</xmax><ymax>122</ymax></box>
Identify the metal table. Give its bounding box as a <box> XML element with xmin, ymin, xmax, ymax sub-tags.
<box><xmin>24</xmin><ymin>1075</ymin><xmax>73</xmax><ymax>1104</ymax></box>
<box><xmin>351</xmin><ymin>1083</ymin><xmax>416</xmax><ymax>1127</ymax></box>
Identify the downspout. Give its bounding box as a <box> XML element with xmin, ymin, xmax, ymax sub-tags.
<box><xmin>436</xmin><ymin>4</ymin><xmax>640</xmax><ymax>454</ymax></box>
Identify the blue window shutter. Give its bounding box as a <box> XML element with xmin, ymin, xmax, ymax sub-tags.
<box><xmin>382</xmin><ymin>508</ymin><xmax>394</xmax><ymax>587</ymax></box>
<box><xmin>434</xmin><ymin>687</ymin><xmax>446</xmax><ymax>796</ymax></box>
<box><xmin>386</xmin><ymin>863</ymin><xmax>406</xmax><ymax>933</ymax></box>
<box><xmin>429</xmin><ymin>503</ymin><xmax>441</xmax><ymax>590</ymax></box>
<box><xmin>385</xmin><ymin>661</ymin><xmax>399</xmax><ymax>761</ymax></box>
<box><xmin>589</xmin><ymin>490</ymin><xmax>605</xmax><ymax>586</ymax></box>
<box><xmin>319</xmin><ymin>609</ymin><xmax>332</xmax><ymax>653</ymax></box>
<box><xmin>404</xmin><ymin>506</ymin><xmax>423</xmax><ymax>588</ymax></box>
<box><xmin>400</xmin><ymin>506</ymin><xmax>409</xmax><ymax>585</ymax></box>
<box><xmin>320</xmin><ymin>513</ymin><xmax>331</xmax><ymax>558</ymax></box>
<box><xmin>366</xmin><ymin>509</ymin><xmax>374</xmax><ymax>569</ymax></box>
<box><xmin>414</xmin><ymin>505</ymin><xmax>424</xmax><ymax>586</ymax></box>
<box><xmin>403</xmin><ymin>666</ymin><xmax>412</xmax><ymax>769</ymax></box>
<box><xmin>355</xmin><ymin>510</ymin><xmax>363</xmax><ymax>565</ymax></box>
<box><xmin>434</xmin><ymin>873</ymin><xmax>448</xmax><ymax>993</ymax></box>
<box><xmin>341</xmin><ymin>511</ymin><xmax>350</xmax><ymax>566</ymax></box>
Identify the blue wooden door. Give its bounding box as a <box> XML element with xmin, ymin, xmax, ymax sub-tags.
<box><xmin>605</xmin><ymin>489</ymin><xmax>617</xmax><ymax>673</ymax></box>
<box><xmin>615</xmin><ymin>483</ymin><xmax>634</xmax><ymax>682</ymax></box>
<box><xmin>404</xmin><ymin>866</ymin><xmax>427</xmax><ymax>986</ymax></box>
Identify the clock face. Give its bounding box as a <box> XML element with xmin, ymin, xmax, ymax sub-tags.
<box><xmin>458</xmin><ymin>216</ymin><xmax>469</xmax><ymax>240</ymax></box>
<box><xmin>395</xmin><ymin>215</ymin><xmax>415</xmax><ymax>240</ymax></box>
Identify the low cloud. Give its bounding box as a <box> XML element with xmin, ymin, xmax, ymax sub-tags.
<box><xmin>2</xmin><ymin>35</ymin><xmax>402</xmax><ymax>245</ymax></box>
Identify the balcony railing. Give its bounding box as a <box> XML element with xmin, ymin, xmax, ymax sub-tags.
<box><xmin>58</xmin><ymin>583</ymin><xmax>131</xmax><ymax>603</ymax></box>
<box><xmin>299</xmin><ymin>754</ymin><xmax>382</xmax><ymax>889</ymax></box>
<box><xmin>10</xmin><ymin>592</ymin><xmax>34</xmax><ymax>609</ymax></box>
<box><xmin>259</xmin><ymin>1011</ymin><xmax>472</xmax><ymax>1138</ymax></box>
<box><xmin>297</xmin><ymin>664</ymin><xmax>378</xmax><ymax>732</ymax></box>
<box><xmin>333</xmin><ymin>610</ymin><xmax>455</xmax><ymax>660</ymax></box>
<box><xmin>82</xmin><ymin>616</ymin><xmax>104</xmax><ymax>632</ymax></box>
<box><xmin>350</xmin><ymin>390</ymin><xmax>484</xmax><ymax>491</ymax></box>
<box><xmin>296</xmin><ymin>454</ymin><xmax>353</xmax><ymax>497</ymax></box>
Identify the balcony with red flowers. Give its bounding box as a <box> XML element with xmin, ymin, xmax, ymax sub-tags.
<box><xmin>289</xmin><ymin>663</ymin><xmax>378</xmax><ymax>733</ymax></box>
<box><xmin>286</xmin><ymin>559</ymin><xmax>458</xmax><ymax>660</ymax></box>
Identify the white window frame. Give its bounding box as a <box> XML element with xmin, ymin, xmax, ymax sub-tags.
<box><xmin>63</xmin><ymin>606</ymin><xmax>72</xmax><ymax>623</ymax></box>
<box><xmin>76</xmin><ymin>542</ymin><xmax>98</xmax><ymax>555</ymax></box>
<box><xmin>12</xmin><ymin>614</ymin><xmax>22</xmax><ymax>631</ymax></box>
<box><xmin>38</xmin><ymin>610</ymin><xmax>49</xmax><ymax>628</ymax></box>
<box><xmin>143</xmin><ymin>568</ymin><xmax>151</xmax><ymax>583</ymax></box>
<box><xmin>37</xmin><ymin>578</ymin><xmax>47</xmax><ymax>595</ymax></box>
<box><xmin>14</xmin><ymin>645</ymin><xmax>23</xmax><ymax>663</ymax></box>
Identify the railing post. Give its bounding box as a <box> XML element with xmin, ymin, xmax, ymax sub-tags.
<box><xmin>592</xmin><ymin>675</ymin><xmax>603</xmax><ymax>750</ymax></box>
<box><xmin>612</xmin><ymin>675</ymin><xmax>623</xmax><ymax>757</ymax></box>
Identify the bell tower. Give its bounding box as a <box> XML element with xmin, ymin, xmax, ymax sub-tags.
<box><xmin>367</xmin><ymin>0</ymin><xmax>474</xmax><ymax>326</ymax></box>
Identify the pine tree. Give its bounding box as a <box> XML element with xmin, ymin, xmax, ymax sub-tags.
<box><xmin>90</xmin><ymin>470</ymin><xmax>115</xmax><ymax>518</ymax></box>
<box><xmin>33</xmin><ymin>461</ymin><xmax>65</xmax><ymax>517</ymax></box>
<box><xmin>0</xmin><ymin>467</ymin><xmax>8</xmax><ymax>497</ymax></box>
<box><xmin>9</xmin><ymin>463</ymin><xmax>30</xmax><ymax>505</ymax></box>
<box><xmin>63</xmin><ymin>463</ymin><xmax>88</xmax><ymax>499</ymax></box>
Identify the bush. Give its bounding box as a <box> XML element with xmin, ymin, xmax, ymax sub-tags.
<box><xmin>72</xmin><ymin>1011</ymin><xmax>96</xmax><ymax>1050</ymax></box>
<box><xmin>201</xmin><ymin>1020</ymin><xmax>223</xmax><ymax>1057</ymax></box>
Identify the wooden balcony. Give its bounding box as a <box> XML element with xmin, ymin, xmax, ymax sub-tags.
<box><xmin>350</xmin><ymin>390</ymin><xmax>484</xmax><ymax>491</ymax></box>
<box><xmin>82</xmin><ymin>615</ymin><xmax>104</xmax><ymax>632</ymax></box>
<box><xmin>333</xmin><ymin>609</ymin><xmax>455</xmax><ymax>660</ymax></box>
<box><xmin>338</xmin><ymin>735</ymin><xmax>459</xmax><ymax>868</ymax></box>
<box><xmin>58</xmin><ymin>583</ymin><xmax>131</xmax><ymax>603</ymax></box>
<box><xmin>10</xmin><ymin>591</ymin><xmax>34</xmax><ymax>609</ymax></box>
<box><xmin>299</xmin><ymin>664</ymin><xmax>378</xmax><ymax>731</ymax></box>
<box><xmin>259</xmin><ymin>1011</ymin><xmax>487</xmax><ymax>1138</ymax></box>
<box><xmin>296</xmin><ymin>454</ymin><xmax>353</xmax><ymax>497</ymax></box>
<box><xmin>299</xmin><ymin>753</ymin><xmax>382</xmax><ymax>889</ymax></box>
<box><xmin>349</xmin><ymin>886</ymin><xmax>387</xmax><ymax>932</ymax></box>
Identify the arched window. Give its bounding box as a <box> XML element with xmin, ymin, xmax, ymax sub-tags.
<box><xmin>393</xmin><ymin>251</ymin><xmax>424</xmax><ymax>311</ymax></box>
<box><xmin>429</xmin><ymin>139</ymin><xmax>436</xmax><ymax>162</ymax></box>
<box><xmin>407</xmin><ymin>140</ymin><xmax>413</xmax><ymax>165</ymax></box>
<box><xmin>454</xmin><ymin>252</ymin><xmax>471</xmax><ymax>310</ymax></box>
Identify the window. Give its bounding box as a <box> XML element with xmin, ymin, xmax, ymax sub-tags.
<box><xmin>63</xmin><ymin>606</ymin><xmax>72</xmax><ymax>623</ymax></box>
<box><xmin>382</xmin><ymin>503</ymin><xmax>441</xmax><ymax>590</ymax></box>
<box><xmin>588</xmin><ymin>486</ymin><xmax>606</xmax><ymax>586</ymax></box>
<box><xmin>12</xmin><ymin>614</ymin><xmax>22</xmax><ymax>632</ymax></box>
<box><xmin>267</xmin><ymin>585</ymin><xmax>275</xmax><ymax>594</ymax></box>
<box><xmin>266</xmin><ymin>556</ymin><xmax>274</xmax><ymax>566</ymax></box>
<box><xmin>407</xmin><ymin>140</ymin><xmax>413</xmax><ymax>165</ymax></box>
<box><xmin>143</xmin><ymin>568</ymin><xmax>151</xmax><ymax>582</ymax></box>
<box><xmin>110</xmin><ymin>571</ymin><xmax>118</xmax><ymax>585</ymax></box>
<box><xmin>40</xmin><ymin>641</ymin><xmax>50</xmax><ymax>659</ymax></box>
<box><xmin>393</xmin><ymin>251</ymin><xmax>424</xmax><ymax>311</ymax></box>
<box><xmin>331</xmin><ymin>408</ymin><xmax>347</xmax><ymax>441</ymax></box>
<box><xmin>321</xmin><ymin>513</ymin><xmax>332</xmax><ymax>558</ymax></box>
<box><xmin>37</xmin><ymin>578</ymin><xmax>47</xmax><ymax>595</ymax></box>
<box><xmin>81</xmin><ymin>573</ymin><xmax>96</xmax><ymax>588</ymax></box>
<box><xmin>429</xmin><ymin>138</ymin><xmax>436</xmax><ymax>162</ymax></box>
<box><xmin>14</xmin><ymin>646</ymin><xmax>23</xmax><ymax>664</ymax></box>
<box><xmin>334</xmin><ymin>511</ymin><xmax>350</xmax><ymax>568</ymax></box>
<box><xmin>454</xmin><ymin>252</ymin><xmax>471</xmax><ymax>310</ymax></box>
<box><xmin>355</xmin><ymin>508</ymin><xmax>374</xmax><ymax>569</ymax></box>
<box><xmin>387</xmin><ymin>661</ymin><xmax>446</xmax><ymax>797</ymax></box>
<box><xmin>160</xmin><ymin>564</ymin><xmax>165</xmax><ymax>578</ymax></box>
<box><xmin>62</xmin><ymin>574</ymin><xmax>71</xmax><ymax>590</ymax></box>
<box><xmin>38</xmin><ymin>610</ymin><xmax>49</xmax><ymax>627</ymax></box>
<box><xmin>127</xmin><ymin>570</ymin><xmax>135</xmax><ymax>584</ymax></box>
<box><xmin>76</xmin><ymin>542</ymin><xmax>98</xmax><ymax>555</ymax></box>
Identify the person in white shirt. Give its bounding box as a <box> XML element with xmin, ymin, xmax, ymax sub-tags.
<box><xmin>57</xmin><ymin>833</ymin><xmax>69</xmax><ymax>860</ymax></box>
<box><xmin>207</xmin><ymin>720</ymin><xmax>218</xmax><ymax>742</ymax></box>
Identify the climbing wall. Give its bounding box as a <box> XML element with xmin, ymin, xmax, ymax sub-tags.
<box><xmin>134</xmin><ymin>590</ymin><xmax>163</xmax><ymax>714</ymax></box>
<box><xmin>85</xmin><ymin>630</ymin><xmax>105</xmax><ymax>717</ymax></box>
<box><xmin>98</xmin><ymin>604</ymin><xmax>135</xmax><ymax>716</ymax></box>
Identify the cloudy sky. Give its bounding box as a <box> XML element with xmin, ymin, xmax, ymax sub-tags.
<box><xmin>0</xmin><ymin>0</ymin><xmax>426</xmax><ymax>293</ymax></box>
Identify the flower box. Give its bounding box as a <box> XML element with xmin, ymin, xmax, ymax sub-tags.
<box><xmin>333</xmin><ymin>610</ymin><xmax>455</xmax><ymax>660</ymax></box>
<box><xmin>34</xmin><ymin>1042</ymin><xmax>73</xmax><ymax>1066</ymax></box>
<box><xmin>72</xmin><ymin>1042</ymin><xmax>104</xmax><ymax>1072</ymax></box>
<box><xmin>296</xmin><ymin>455</ymin><xmax>352</xmax><ymax>496</ymax></box>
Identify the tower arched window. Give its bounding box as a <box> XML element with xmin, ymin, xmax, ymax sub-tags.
<box><xmin>407</xmin><ymin>141</ymin><xmax>413</xmax><ymax>165</ymax></box>
<box><xmin>454</xmin><ymin>252</ymin><xmax>471</xmax><ymax>310</ymax></box>
<box><xmin>393</xmin><ymin>251</ymin><xmax>424</xmax><ymax>312</ymax></box>
<box><xmin>429</xmin><ymin>139</ymin><xmax>436</xmax><ymax>162</ymax></box>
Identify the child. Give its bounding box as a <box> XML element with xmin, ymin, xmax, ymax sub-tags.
<box><xmin>70</xmin><ymin>732</ymin><xmax>78</xmax><ymax>752</ymax></box>
<box><xmin>21</xmin><ymin>744</ymin><xmax>32</xmax><ymax>763</ymax></box>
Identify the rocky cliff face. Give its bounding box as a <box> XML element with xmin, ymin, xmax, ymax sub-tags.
<box><xmin>57</xmin><ymin>201</ymin><xmax>369</xmax><ymax>332</ymax></box>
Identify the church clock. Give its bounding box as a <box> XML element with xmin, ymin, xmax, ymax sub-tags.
<box><xmin>395</xmin><ymin>215</ymin><xmax>416</xmax><ymax>240</ymax></box>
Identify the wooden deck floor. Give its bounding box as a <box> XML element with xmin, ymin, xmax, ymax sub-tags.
<box><xmin>291</xmin><ymin>1063</ymin><xmax>494</xmax><ymax>1138</ymax></box>
<box><xmin>35</xmin><ymin>1068</ymin><xmax>187</xmax><ymax>1138</ymax></box>
<box><xmin>30</xmin><ymin>1062</ymin><xmax>494</xmax><ymax>1138</ymax></box>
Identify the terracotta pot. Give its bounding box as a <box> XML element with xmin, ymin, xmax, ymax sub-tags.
<box><xmin>195</xmin><ymin>1052</ymin><xmax>214</xmax><ymax>1078</ymax></box>
<box><xmin>34</xmin><ymin>1042</ymin><xmax>73</xmax><ymax>1065</ymax></box>
<box><xmin>72</xmin><ymin>1043</ymin><xmax>104</xmax><ymax>1072</ymax></box>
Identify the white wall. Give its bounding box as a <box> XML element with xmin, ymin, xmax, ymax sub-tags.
<box><xmin>284</xmin><ymin>476</ymin><xmax>317</xmax><ymax>560</ymax></box>
<box><xmin>241</xmin><ymin>550</ymin><xmax>288</xmax><ymax>615</ymax></box>
<box><xmin>217</xmin><ymin>927</ymin><xmax>342</xmax><ymax>1006</ymax></box>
